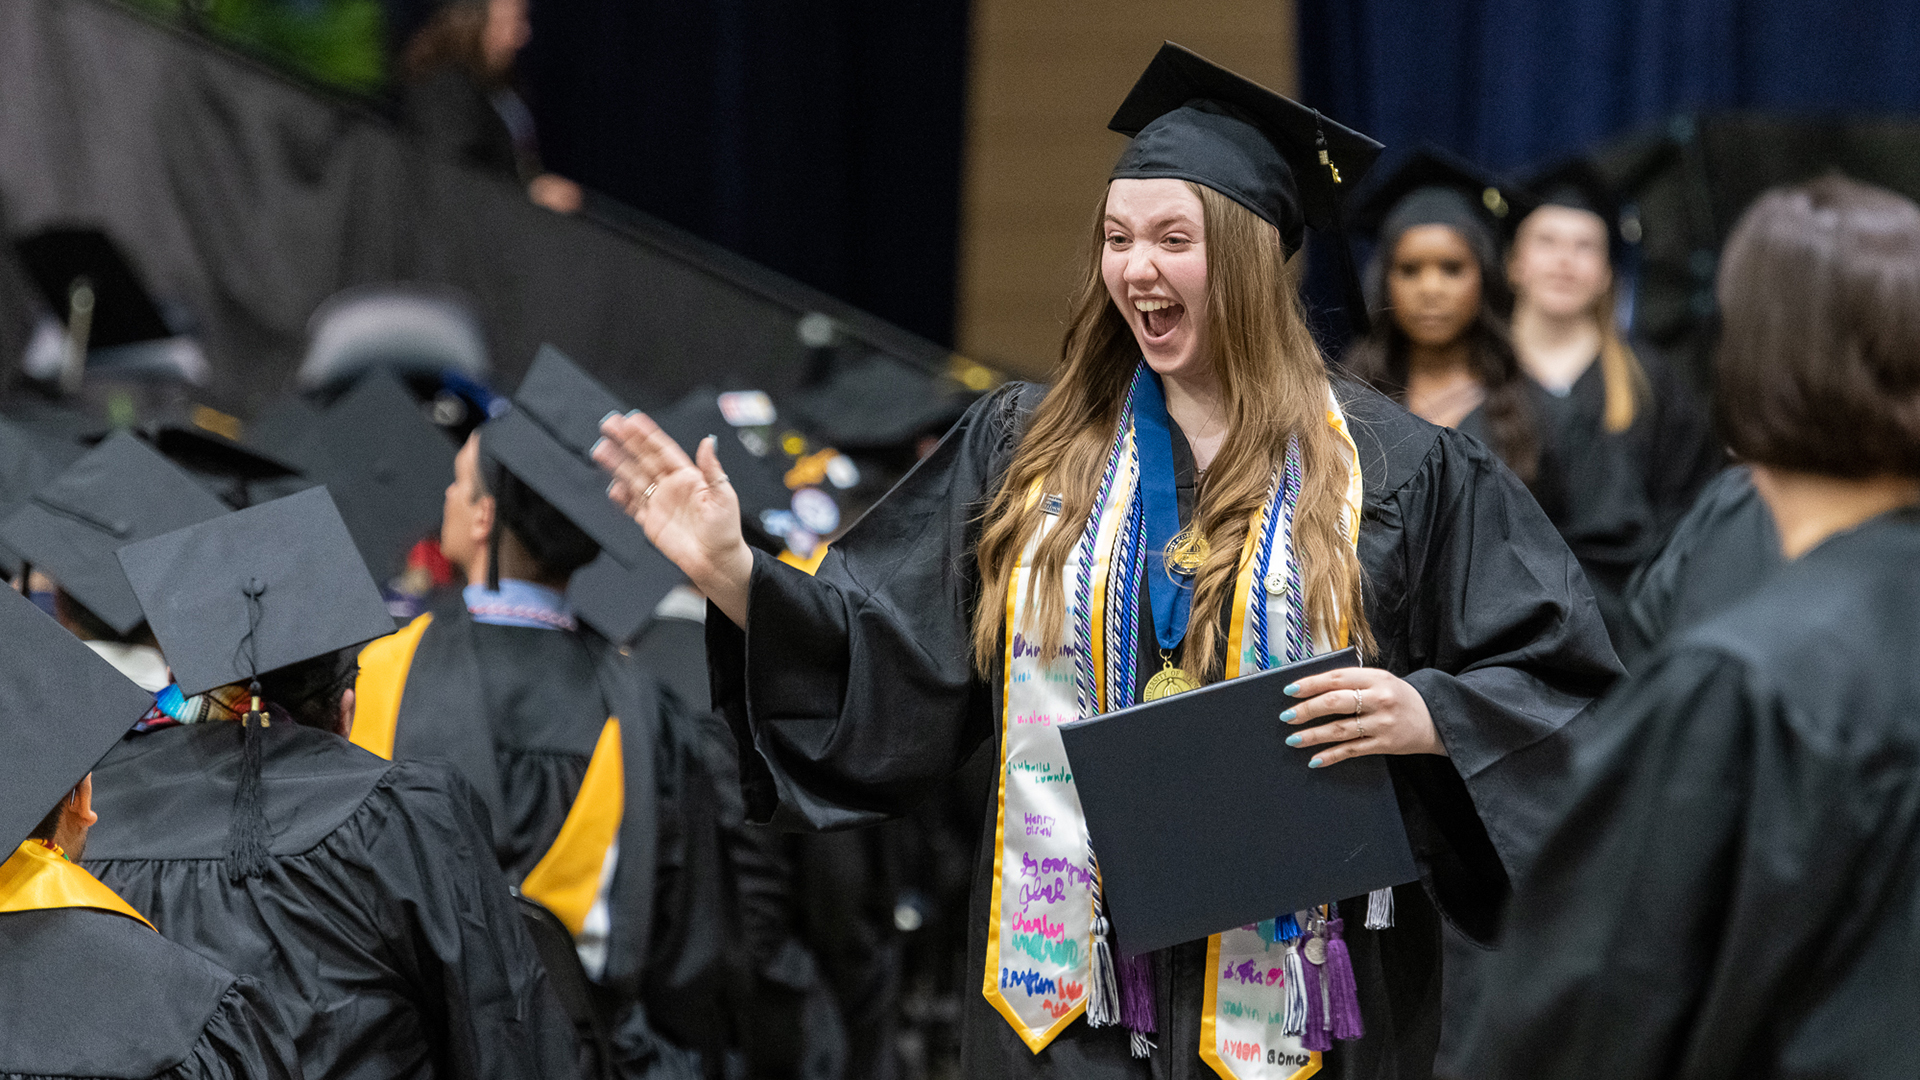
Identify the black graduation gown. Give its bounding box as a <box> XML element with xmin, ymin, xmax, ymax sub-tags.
<box><xmin>83</xmin><ymin>722</ymin><xmax>579</xmax><ymax>1080</ymax></box>
<box><xmin>705</xmin><ymin>378</ymin><xmax>1622</xmax><ymax>1079</ymax></box>
<box><xmin>381</xmin><ymin>601</ymin><xmax>735</xmax><ymax>1073</ymax></box>
<box><xmin>0</xmin><ymin>906</ymin><xmax>299</xmax><ymax>1080</ymax></box>
<box><xmin>1620</xmin><ymin>465</ymin><xmax>1781</xmax><ymax>666</ymax></box>
<box><xmin>1442</xmin><ymin>508</ymin><xmax>1920</xmax><ymax>1080</ymax></box>
<box><xmin>1460</xmin><ymin>349</ymin><xmax>1721</xmax><ymax>651</ymax></box>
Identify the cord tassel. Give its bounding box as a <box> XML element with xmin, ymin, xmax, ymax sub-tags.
<box><xmin>1365</xmin><ymin>886</ymin><xmax>1395</xmax><ymax>930</ymax></box>
<box><xmin>1302</xmin><ymin>934</ymin><xmax>1331</xmax><ymax>1053</ymax></box>
<box><xmin>1119</xmin><ymin>950</ymin><xmax>1156</xmax><ymax>1037</ymax></box>
<box><xmin>1128</xmin><ymin>1031</ymin><xmax>1156</xmax><ymax>1059</ymax></box>
<box><xmin>1281</xmin><ymin>941</ymin><xmax>1308</xmax><ymax>1037</ymax></box>
<box><xmin>1325</xmin><ymin>916</ymin><xmax>1364</xmax><ymax>1041</ymax></box>
<box><xmin>1085</xmin><ymin>846</ymin><xmax>1120</xmax><ymax>1027</ymax></box>
<box><xmin>1277</xmin><ymin>910</ymin><xmax>1303</xmax><ymax>942</ymax></box>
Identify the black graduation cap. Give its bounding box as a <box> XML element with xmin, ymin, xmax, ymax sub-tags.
<box><xmin>0</xmin><ymin>432</ymin><xmax>232</xmax><ymax>635</ymax></box>
<box><xmin>114</xmin><ymin>486</ymin><xmax>396</xmax><ymax>698</ymax></box>
<box><xmin>1347</xmin><ymin>144</ymin><xmax>1539</xmax><ymax>243</ymax></box>
<box><xmin>481</xmin><ymin>346</ymin><xmax>651</xmax><ymax>569</ymax></box>
<box><xmin>1109</xmin><ymin>42</ymin><xmax>1384</xmax><ymax>256</ymax></box>
<box><xmin>138</xmin><ymin>423</ymin><xmax>314</xmax><ymax>510</ymax></box>
<box><xmin>1521</xmin><ymin>157</ymin><xmax>1625</xmax><ymax>248</ymax></box>
<box><xmin>565</xmin><ymin>546</ymin><xmax>684</xmax><ymax>646</ymax></box>
<box><xmin>13</xmin><ymin>228</ymin><xmax>173</xmax><ymax>349</ymax></box>
<box><xmin>0</xmin><ymin>584</ymin><xmax>158</xmax><ymax>853</ymax></box>
<box><xmin>0</xmin><ymin>417</ymin><xmax>86</xmax><ymax>577</ymax></box>
<box><xmin>268</xmin><ymin>370</ymin><xmax>456</xmax><ymax>584</ymax></box>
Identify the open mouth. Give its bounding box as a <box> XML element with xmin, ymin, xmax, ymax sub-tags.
<box><xmin>1136</xmin><ymin>299</ymin><xmax>1185</xmax><ymax>341</ymax></box>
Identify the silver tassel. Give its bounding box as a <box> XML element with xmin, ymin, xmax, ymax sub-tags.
<box><xmin>1085</xmin><ymin>844</ymin><xmax>1121</xmax><ymax>1027</ymax></box>
<box><xmin>1129</xmin><ymin>1031</ymin><xmax>1156</xmax><ymax>1059</ymax></box>
<box><xmin>1365</xmin><ymin>886</ymin><xmax>1395</xmax><ymax>930</ymax></box>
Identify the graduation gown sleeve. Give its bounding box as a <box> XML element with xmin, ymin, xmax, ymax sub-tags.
<box><xmin>161</xmin><ymin>978</ymin><xmax>305</xmax><ymax>1080</ymax></box>
<box><xmin>707</xmin><ymin>383</ymin><xmax>1040</xmax><ymax>829</ymax></box>
<box><xmin>1620</xmin><ymin>465</ymin><xmax>1781</xmax><ymax>664</ymax></box>
<box><xmin>1442</xmin><ymin>643</ymin><xmax>1920</xmax><ymax>1080</ymax></box>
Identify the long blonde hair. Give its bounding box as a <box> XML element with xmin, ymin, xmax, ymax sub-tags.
<box><xmin>970</xmin><ymin>182</ymin><xmax>1372</xmax><ymax>681</ymax></box>
<box><xmin>1594</xmin><ymin>282</ymin><xmax>1650</xmax><ymax>432</ymax></box>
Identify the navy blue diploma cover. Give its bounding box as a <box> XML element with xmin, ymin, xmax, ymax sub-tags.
<box><xmin>1058</xmin><ymin>647</ymin><xmax>1419</xmax><ymax>955</ymax></box>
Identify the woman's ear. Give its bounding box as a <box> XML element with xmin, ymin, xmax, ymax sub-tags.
<box><xmin>336</xmin><ymin>686</ymin><xmax>356</xmax><ymax>740</ymax></box>
<box><xmin>470</xmin><ymin>493</ymin><xmax>496</xmax><ymax>552</ymax></box>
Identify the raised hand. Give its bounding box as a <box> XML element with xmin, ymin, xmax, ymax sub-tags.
<box><xmin>593</xmin><ymin>412</ymin><xmax>754</xmax><ymax>627</ymax></box>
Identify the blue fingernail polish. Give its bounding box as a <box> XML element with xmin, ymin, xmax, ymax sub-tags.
<box><xmin>600</xmin><ymin>410</ymin><xmax>620</xmax><ymax>424</ymax></box>
<box><xmin>1308</xmin><ymin>757</ymin><xmax>1323</xmax><ymax>769</ymax></box>
<box><xmin>1283</xmin><ymin>683</ymin><xmax>1300</xmax><ymax>696</ymax></box>
<box><xmin>1279</xmin><ymin>709</ymin><xmax>1296</xmax><ymax>722</ymax></box>
<box><xmin>1285</xmin><ymin>734</ymin><xmax>1303</xmax><ymax>747</ymax></box>
<box><xmin>605</xmin><ymin>480</ymin><xmax>617</xmax><ymax>496</ymax></box>
<box><xmin>591</xmin><ymin>437</ymin><xmax>606</xmax><ymax>455</ymax></box>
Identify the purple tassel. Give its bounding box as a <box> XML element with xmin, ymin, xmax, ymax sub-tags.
<box><xmin>1302</xmin><ymin>940</ymin><xmax>1331</xmax><ymax>1053</ymax></box>
<box><xmin>1324</xmin><ymin>917</ymin><xmax>1364</xmax><ymax>1041</ymax></box>
<box><xmin>1119</xmin><ymin>951</ymin><xmax>1156</xmax><ymax>1035</ymax></box>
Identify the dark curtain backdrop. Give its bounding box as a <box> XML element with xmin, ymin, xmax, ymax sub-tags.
<box><xmin>514</xmin><ymin>0</ymin><xmax>970</xmax><ymax>349</ymax></box>
<box><xmin>1299</xmin><ymin>0</ymin><xmax>1920</xmax><ymax>171</ymax></box>
<box><xmin>1296</xmin><ymin>0</ymin><xmax>1920</xmax><ymax>348</ymax></box>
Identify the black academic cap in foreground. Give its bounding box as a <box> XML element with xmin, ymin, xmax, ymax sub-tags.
<box><xmin>0</xmin><ymin>432</ymin><xmax>231</xmax><ymax>635</ymax></box>
<box><xmin>1109</xmin><ymin>42</ymin><xmax>1383</xmax><ymax>255</ymax></box>
<box><xmin>481</xmin><ymin>345</ymin><xmax>652</xmax><ymax>568</ymax></box>
<box><xmin>1059</xmin><ymin>648</ymin><xmax>1418</xmax><ymax>955</ymax></box>
<box><xmin>115</xmin><ymin>486</ymin><xmax>396</xmax><ymax>698</ymax></box>
<box><xmin>0</xmin><ymin>584</ymin><xmax>157</xmax><ymax>852</ymax></box>
<box><xmin>13</xmin><ymin>227</ymin><xmax>173</xmax><ymax>349</ymax></box>
<box><xmin>566</xmin><ymin>546</ymin><xmax>684</xmax><ymax>646</ymax></box>
<box><xmin>1346</xmin><ymin>144</ymin><xmax>1540</xmax><ymax>244</ymax></box>
<box><xmin>270</xmin><ymin>370</ymin><xmax>456</xmax><ymax>583</ymax></box>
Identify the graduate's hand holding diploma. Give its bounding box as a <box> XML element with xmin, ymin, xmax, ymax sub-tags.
<box><xmin>1279</xmin><ymin>666</ymin><xmax>1448</xmax><ymax>767</ymax></box>
<box><xmin>593</xmin><ymin>412</ymin><xmax>754</xmax><ymax>628</ymax></box>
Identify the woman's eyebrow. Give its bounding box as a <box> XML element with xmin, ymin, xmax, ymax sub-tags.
<box><xmin>1103</xmin><ymin>214</ymin><xmax>1200</xmax><ymax>231</ymax></box>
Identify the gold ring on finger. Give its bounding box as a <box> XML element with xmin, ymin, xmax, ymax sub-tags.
<box><xmin>641</xmin><ymin>481</ymin><xmax>660</xmax><ymax>502</ymax></box>
<box><xmin>1352</xmin><ymin>688</ymin><xmax>1365</xmax><ymax>716</ymax></box>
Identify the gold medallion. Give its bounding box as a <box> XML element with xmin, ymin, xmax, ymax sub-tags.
<box><xmin>1142</xmin><ymin>656</ymin><xmax>1196</xmax><ymax>701</ymax></box>
<box><xmin>1164</xmin><ymin>527</ymin><xmax>1210</xmax><ymax>576</ymax></box>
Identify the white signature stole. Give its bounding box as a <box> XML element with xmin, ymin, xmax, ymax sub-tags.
<box><xmin>984</xmin><ymin>396</ymin><xmax>1364</xmax><ymax>1080</ymax></box>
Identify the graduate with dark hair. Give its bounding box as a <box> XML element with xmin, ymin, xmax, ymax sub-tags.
<box><xmin>0</xmin><ymin>585</ymin><xmax>301</xmax><ymax>1080</ymax></box>
<box><xmin>1447</xmin><ymin>174</ymin><xmax>1920</xmax><ymax>1080</ymax></box>
<box><xmin>83</xmin><ymin>488</ymin><xmax>579</xmax><ymax>1080</ymax></box>
<box><xmin>595</xmin><ymin>43</ymin><xmax>1618</xmax><ymax>1080</ymax></box>
<box><xmin>1342</xmin><ymin>147</ymin><xmax>1542</xmax><ymax>487</ymax></box>
<box><xmin>352</xmin><ymin>348</ymin><xmax>736</xmax><ymax>1079</ymax></box>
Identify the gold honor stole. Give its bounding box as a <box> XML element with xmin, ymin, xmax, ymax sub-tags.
<box><xmin>986</xmin><ymin>398</ymin><xmax>1362</xmax><ymax>1080</ymax></box>
<box><xmin>0</xmin><ymin>841</ymin><xmax>156</xmax><ymax>930</ymax></box>
<box><xmin>352</xmin><ymin>613</ymin><xmax>624</xmax><ymax>933</ymax></box>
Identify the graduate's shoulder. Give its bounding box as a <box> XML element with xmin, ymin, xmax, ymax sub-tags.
<box><xmin>1673</xmin><ymin>511</ymin><xmax>1920</xmax><ymax>741</ymax></box>
<box><xmin>1334</xmin><ymin>372</ymin><xmax>1498</xmax><ymax>510</ymax></box>
<box><xmin>0</xmin><ymin>907</ymin><xmax>243</xmax><ymax>1077</ymax></box>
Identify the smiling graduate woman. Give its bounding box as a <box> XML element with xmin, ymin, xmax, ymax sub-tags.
<box><xmin>594</xmin><ymin>44</ymin><xmax>1619</xmax><ymax>1080</ymax></box>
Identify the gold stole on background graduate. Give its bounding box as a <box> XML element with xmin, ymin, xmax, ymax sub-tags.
<box><xmin>0</xmin><ymin>840</ymin><xmax>155</xmax><ymax>929</ymax></box>
<box><xmin>985</xmin><ymin>400</ymin><xmax>1361</xmax><ymax>1080</ymax></box>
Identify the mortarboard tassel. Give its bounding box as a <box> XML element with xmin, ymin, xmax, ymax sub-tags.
<box><xmin>1324</xmin><ymin>915</ymin><xmax>1364</xmax><ymax>1041</ymax></box>
<box><xmin>225</xmin><ymin>579</ymin><xmax>272</xmax><ymax>882</ymax></box>
<box><xmin>225</xmin><ymin>679</ymin><xmax>272</xmax><ymax>881</ymax></box>
<box><xmin>1365</xmin><ymin>886</ymin><xmax>1395</xmax><ymax>930</ymax></box>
